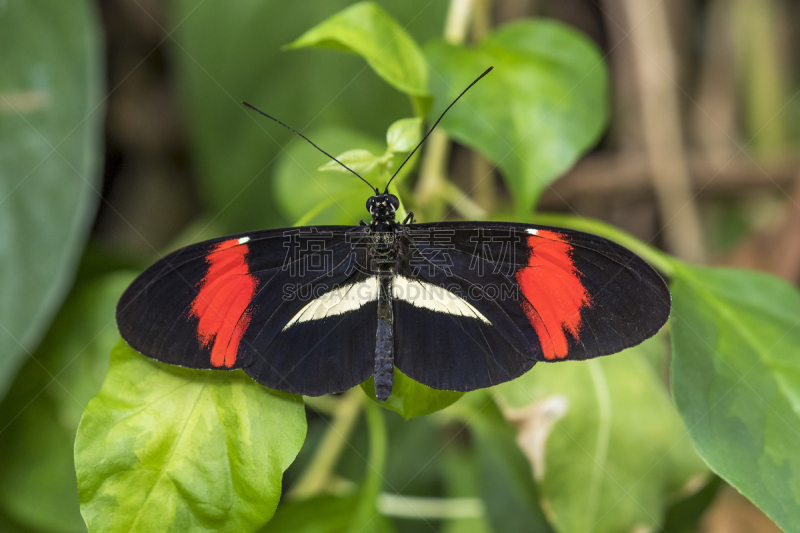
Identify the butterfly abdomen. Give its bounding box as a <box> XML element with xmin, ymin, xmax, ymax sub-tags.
<box><xmin>372</xmin><ymin>228</ymin><xmax>397</xmax><ymax>401</ymax></box>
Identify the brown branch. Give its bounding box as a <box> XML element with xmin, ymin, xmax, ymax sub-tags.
<box><xmin>539</xmin><ymin>152</ymin><xmax>800</xmax><ymax>207</ymax></box>
<box><xmin>611</xmin><ymin>0</ymin><xmax>705</xmax><ymax>262</ymax></box>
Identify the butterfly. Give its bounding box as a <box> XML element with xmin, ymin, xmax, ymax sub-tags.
<box><xmin>116</xmin><ymin>67</ymin><xmax>670</xmax><ymax>401</ymax></box>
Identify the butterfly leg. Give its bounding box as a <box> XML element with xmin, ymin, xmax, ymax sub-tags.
<box><xmin>402</xmin><ymin>212</ymin><xmax>414</xmax><ymax>224</ymax></box>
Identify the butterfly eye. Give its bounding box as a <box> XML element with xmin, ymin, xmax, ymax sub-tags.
<box><xmin>366</xmin><ymin>197</ymin><xmax>376</xmax><ymax>212</ymax></box>
<box><xmin>388</xmin><ymin>195</ymin><xmax>399</xmax><ymax>210</ymax></box>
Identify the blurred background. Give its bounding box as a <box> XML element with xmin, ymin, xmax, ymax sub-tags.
<box><xmin>2</xmin><ymin>0</ymin><xmax>800</xmax><ymax>531</ymax></box>
<box><xmin>96</xmin><ymin>0</ymin><xmax>800</xmax><ymax>277</ymax></box>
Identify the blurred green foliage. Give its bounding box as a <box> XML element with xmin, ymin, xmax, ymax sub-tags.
<box><xmin>0</xmin><ymin>0</ymin><xmax>104</xmax><ymax>399</ymax></box>
<box><xmin>497</xmin><ymin>338</ymin><xmax>707</xmax><ymax>533</ymax></box>
<box><xmin>2</xmin><ymin>1</ymin><xmax>800</xmax><ymax>532</ymax></box>
<box><xmin>0</xmin><ymin>273</ymin><xmax>133</xmax><ymax>532</ymax></box>
<box><xmin>165</xmin><ymin>0</ymin><xmax>447</xmax><ymax>233</ymax></box>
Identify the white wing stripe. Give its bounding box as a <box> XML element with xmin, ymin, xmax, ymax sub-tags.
<box><xmin>283</xmin><ymin>277</ymin><xmax>380</xmax><ymax>330</ymax></box>
<box><xmin>392</xmin><ymin>275</ymin><xmax>492</xmax><ymax>325</ymax></box>
<box><xmin>283</xmin><ymin>275</ymin><xmax>492</xmax><ymax>330</ymax></box>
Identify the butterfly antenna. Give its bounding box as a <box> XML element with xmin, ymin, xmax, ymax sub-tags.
<box><xmin>384</xmin><ymin>66</ymin><xmax>493</xmax><ymax>193</ymax></box>
<box><xmin>242</xmin><ymin>101</ymin><xmax>379</xmax><ymax>194</ymax></box>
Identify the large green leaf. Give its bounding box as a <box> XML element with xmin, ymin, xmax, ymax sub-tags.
<box><xmin>166</xmin><ymin>0</ymin><xmax>445</xmax><ymax>232</ymax></box>
<box><xmin>75</xmin><ymin>341</ymin><xmax>306</xmax><ymax>532</ymax></box>
<box><xmin>495</xmin><ymin>341</ymin><xmax>706</xmax><ymax>533</ymax></box>
<box><xmin>670</xmin><ymin>265</ymin><xmax>800</xmax><ymax>531</ymax></box>
<box><xmin>286</xmin><ymin>2</ymin><xmax>431</xmax><ymax>116</ymax></box>
<box><xmin>0</xmin><ymin>0</ymin><xmax>104</xmax><ymax>398</ymax></box>
<box><xmin>426</xmin><ymin>20</ymin><xmax>608</xmax><ymax>215</ymax></box>
<box><xmin>0</xmin><ymin>273</ymin><xmax>133</xmax><ymax>532</ymax></box>
<box><xmin>361</xmin><ymin>368</ymin><xmax>463</xmax><ymax>419</ymax></box>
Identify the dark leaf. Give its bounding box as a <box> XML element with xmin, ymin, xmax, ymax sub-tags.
<box><xmin>671</xmin><ymin>265</ymin><xmax>800</xmax><ymax>531</ymax></box>
<box><xmin>0</xmin><ymin>0</ymin><xmax>104</xmax><ymax>398</ymax></box>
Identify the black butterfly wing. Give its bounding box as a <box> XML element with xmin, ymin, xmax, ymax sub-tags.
<box><xmin>392</xmin><ymin>222</ymin><xmax>670</xmax><ymax>391</ymax></box>
<box><xmin>116</xmin><ymin>226</ymin><xmax>376</xmax><ymax>395</ymax></box>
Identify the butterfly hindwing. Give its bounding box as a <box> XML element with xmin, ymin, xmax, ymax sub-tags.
<box><xmin>243</xmin><ymin>269</ymin><xmax>377</xmax><ymax>396</ymax></box>
<box><xmin>390</xmin><ymin>222</ymin><xmax>670</xmax><ymax>390</ymax></box>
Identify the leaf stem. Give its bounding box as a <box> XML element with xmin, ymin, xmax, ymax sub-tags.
<box><xmin>414</xmin><ymin>0</ymin><xmax>476</xmax><ymax>217</ymax></box>
<box><xmin>442</xmin><ymin>181</ymin><xmax>487</xmax><ymax>220</ymax></box>
<box><xmin>444</xmin><ymin>0</ymin><xmax>474</xmax><ymax>43</ymax></box>
<box><xmin>289</xmin><ymin>389</ymin><xmax>362</xmax><ymax>499</ymax></box>
<box><xmin>348</xmin><ymin>397</ymin><xmax>389</xmax><ymax>529</ymax></box>
<box><xmin>468</xmin><ymin>0</ymin><xmax>496</xmax><ymax>212</ymax></box>
<box><xmin>377</xmin><ymin>494</ymin><xmax>485</xmax><ymax>519</ymax></box>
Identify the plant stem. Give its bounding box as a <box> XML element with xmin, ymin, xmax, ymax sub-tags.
<box><xmin>414</xmin><ymin>0</ymin><xmax>475</xmax><ymax>217</ymax></box>
<box><xmin>614</xmin><ymin>0</ymin><xmax>705</xmax><ymax>263</ymax></box>
<box><xmin>377</xmin><ymin>495</ymin><xmax>485</xmax><ymax>519</ymax></box>
<box><xmin>348</xmin><ymin>398</ymin><xmax>389</xmax><ymax>529</ymax></box>
<box><xmin>442</xmin><ymin>181</ymin><xmax>487</xmax><ymax>220</ymax></box>
<box><xmin>469</xmin><ymin>0</ymin><xmax>496</xmax><ymax>212</ymax></box>
<box><xmin>289</xmin><ymin>388</ymin><xmax>362</xmax><ymax>499</ymax></box>
<box><xmin>444</xmin><ymin>0</ymin><xmax>474</xmax><ymax>43</ymax></box>
<box><xmin>414</xmin><ymin>131</ymin><xmax>450</xmax><ymax>218</ymax></box>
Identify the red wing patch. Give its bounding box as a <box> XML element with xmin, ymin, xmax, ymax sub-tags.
<box><xmin>190</xmin><ymin>239</ymin><xmax>258</xmax><ymax>368</ymax></box>
<box><xmin>516</xmin><ymin>230</ymin><xmax>592</xmax><ymax>360</ymax></box>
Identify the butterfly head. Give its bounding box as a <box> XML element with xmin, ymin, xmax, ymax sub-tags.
<box><xmin>367</xmin><ymin>193</ymin><xmax>400</xmax><ymax>224</ymax></box>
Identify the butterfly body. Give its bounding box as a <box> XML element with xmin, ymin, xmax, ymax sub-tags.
<box><xmin>367</xmin><ymin>193</ymin><xmax>403</xmax><ymax>400</ymax></box>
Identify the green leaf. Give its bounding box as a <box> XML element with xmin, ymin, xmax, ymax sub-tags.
<box><xmin>75</xmin><ymin>341</ymin><xmax>307</xmax><ymax>532</ymax></box>
<box><xmin>319</xmin><ymin>149</ymin><xmax>379</xmax><ymax>175</ymax></box>
<box><xmin>386</xmin><ymin>118</ymin><xmax>422</xmax><ymax>153</ymax></box>
<box><xmin>467</xmin><ymin>396</ymin><xmax>554</xmax><ymax>533</ymax></box>
<box><xmin>361</xmin><ymin>368</ymin><xmax>463</xmax><ymax>419</ymax></box>
<box><xmin>259</xmin><ymin>495</ymin><xmax>358</xmax><ymax>533</ymax></box>
<box><xmin>495</xmin><ymin>341</ymin><xmax>706</xmax><ymax>533</ymax></box>
<box><xmin>670</xmin><ymin>265</ymin><xmax>800</xmax><ymax>531</ymax></box>
<box><xmin>275</xmin><ymin>126</ymin><xmax>384</xmax><ymax>226</ymax></box>
<box><xmin>426</xmin><ymin>20</ymin><xmax>608</xmax><ymax>215</ymax></box>
<box><xmin>286</xmin><ymin>2</ymin><xmax>431</xmax><ymax>116</ymax></box>
<box><xmin>0</xmin><ymin>273</ymin><xmax>134</xmax><ymax>533</ymax></box>
<box><xmin>0</xmin><ymin>0</ymin><xmax>104</xmax><ymax>398</ymax></box>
